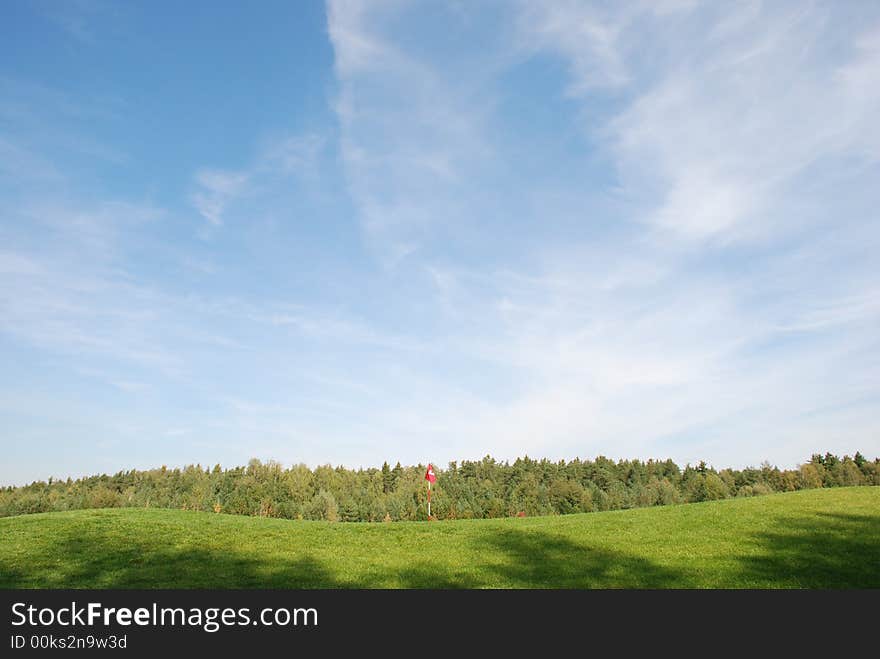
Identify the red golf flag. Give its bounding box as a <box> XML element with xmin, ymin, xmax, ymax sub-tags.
<box><xmin>424</xmin><ymin>464</ymin><xmax>436</xmax><ymax>483</ymax></box>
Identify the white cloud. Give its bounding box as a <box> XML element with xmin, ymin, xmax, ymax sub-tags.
<box><xmin>327</xmin><ymin>0</ymin><xmax>498</xmax><ymax>263</ymax></box>
<box><xmin>835</xmin><ymin>25</ymin><xmax>880</xmax><ymax>160</ymax></box>
<box><xmin>326</xmin><ymin>0</ymin><xmax>399</xmax><ymax>77</ymax></box>
<box><xmin>509</xmin><ymin>2</ymin><xmax>880</xmax><ymax>247</ymax></box>
<box><xmin>515</xmin><ymin>0</ymin><xmax>632</xmax><ymax>92</ymax></box>
<box><xmin>3</xmin><ymin>2</ymin><xmax>878</xmax><ymax>483</ymax></box>
<box><xmin>320</xmin><ymin>0</ymin><xmax>879</xmax><ymax>468</ymax></box>
<box><xmin>191</xmin><ymin>170</ymin><xmax>248</xmax><ymax>226</ymax></box>
<box><xmin>528</xmin><ymin>3</ymin><xmax>880</xmax><ymax>241</ymax></box>
<box><xmin>408</xmin><ymin>244</ymin><xmax>879</xmax><ymax>468</ymax></box>
<box><xmin>260</xmin><ymin>134</ymin><xmax>324</xmax><ymax>175</ymax></box>
<box><xmin>189</xmin><ymin>133</ymin><xmax>323</xmax><ymax>227</ymax></box>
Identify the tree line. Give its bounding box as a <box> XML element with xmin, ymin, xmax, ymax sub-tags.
<box><xmin>1</xmin><ymin>451</ymin><xmax>877</xmax><ymax>521</ymax></box>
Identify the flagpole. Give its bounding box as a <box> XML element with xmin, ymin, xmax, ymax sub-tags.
<box><xmin>425</xmin><ymin>462</ymin><xmax>435</xmax><ymax>519</ymax></box>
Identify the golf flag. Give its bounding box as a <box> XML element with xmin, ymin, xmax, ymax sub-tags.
<box><xmin>425</xmin><ymin>463</ymin><xmax>436</xmax><ymax>518</ymax></box>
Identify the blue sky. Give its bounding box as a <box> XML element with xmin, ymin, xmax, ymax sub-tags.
<box><xmin>2</xmin><ymin>1</ymin><xmax>879</xmax><ymax>485</ymax></box>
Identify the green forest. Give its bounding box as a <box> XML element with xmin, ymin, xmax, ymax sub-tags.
<box><xmin>1</xmin><ymin>452</ymin><xmax>877</xmax><ymax>522</ymax></box>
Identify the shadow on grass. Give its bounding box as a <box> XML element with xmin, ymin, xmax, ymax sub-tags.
<box><xmin>0</xmin><ymin>528</ymin><xmax>341</xmax><ymax>589</ymax></box>
<box><xmin>2</xmin><ymin>508</ymin><xmax>878</xmax><ymax>589</ymax></box>
<box><xmin>478</xmin><ymin>530</ymin><xmax>689</xmax><ymax>588</ymax></box>
<box><xmin>0</xmin><ymin>523</ymin><xmax>687</xmax><ymax>589</ymax></box>
<box><xmin>736</xmin><ymin>512</ymin><xmax>880</xmax><ymax>588</ymax></box>
<box><xmin>360</xmin><ymin>531</ymin><xmax>691</xmax><ymax>588</ymax></box>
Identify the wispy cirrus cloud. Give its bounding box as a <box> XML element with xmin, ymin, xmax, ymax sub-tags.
<box><xmin>191</xmin><ymin>170</ymin><xmax>248</xmax><ymax>227</ymax></box>
<box><xmin>517</xmin><ymin>1</ymin><xmax>880</xmax><ymax>241</ymax></box>
<box><xmin>327</xmin><ymin>0</ymin><xmax>502</xmax><ymax>263</ymax></box>
<box><xmin>190</xmin><ymin>134</ymin><xmax>323</xmax><ymax>227</ymax></box>
<box><xmin>2</xmin><ymin>2</ymin><xmax>879</xmax><ymax>484</ymax></box>
<box><xmin>320</xmin><ymin>0</ymin><xmax>880</xmax><ymax>469</ymax></box>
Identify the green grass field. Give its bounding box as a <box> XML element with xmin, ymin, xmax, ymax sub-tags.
<box><xmin>1</xmin><ymin>487</ymin><xmax>877</xmax><ymax>588</ymax></box>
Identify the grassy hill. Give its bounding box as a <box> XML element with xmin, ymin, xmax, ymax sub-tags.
<box><xmin>1</xmin><ymin>487</ymin><xmax>877</xmax><ymax>588</ymax></box>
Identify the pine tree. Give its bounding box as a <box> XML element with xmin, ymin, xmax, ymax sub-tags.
<box><xmin>391</xmin><ymin>462</ymin><xmax>403</xmax><ymax>492</ymax></box>
<box><xmin>381</xmin><ymin>461</ymin><xmax>392</xmax><ymax>494</ymax></box>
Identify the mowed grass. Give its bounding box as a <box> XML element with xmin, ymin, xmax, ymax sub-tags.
<box><xmin>1</xmin><ymin>487</ymin><xmax>877</xmax><ymax>588</ymax></box>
